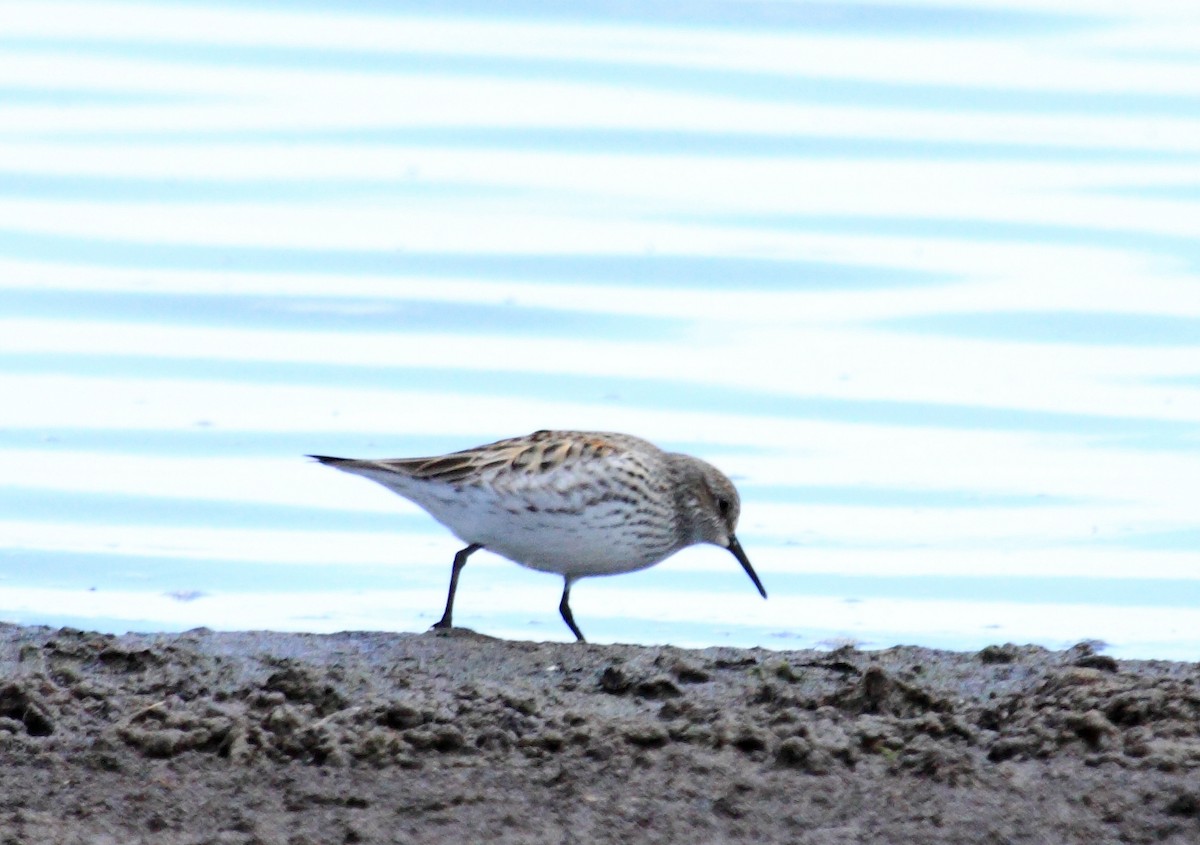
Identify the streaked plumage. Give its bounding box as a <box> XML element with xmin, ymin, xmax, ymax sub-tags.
<box><xmin>309</xmin><ymin>429</ymin><xmax>766</xmax><ymax>641</ymax></box>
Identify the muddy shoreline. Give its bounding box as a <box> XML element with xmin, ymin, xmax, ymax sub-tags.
<box><xmin>1</xmin><ymin>623</ymin><xmax>1199</xmax><ymax>844</ymax></box>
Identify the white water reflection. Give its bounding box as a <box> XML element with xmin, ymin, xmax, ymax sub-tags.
<box><xmin>2</xmin><ymin>0</ymin><xmax>1199</xmax><ymax>658</ymax></box>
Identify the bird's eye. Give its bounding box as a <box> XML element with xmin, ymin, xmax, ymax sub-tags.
<box><xmin>716</xmin><ymin>497</ymin><xmax>731</xmax><ymax>517</ymax></box>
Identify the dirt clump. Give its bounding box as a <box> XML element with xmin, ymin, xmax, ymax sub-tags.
<box><xmin>1</xmin><ymin>625</ymin><xmax>1199</xmax><ymax>844</ymax></box>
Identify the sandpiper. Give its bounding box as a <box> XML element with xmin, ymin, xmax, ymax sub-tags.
<box><xmin>310</xmin><ymin>429</ymin><xmax>766</xmax><ymax>641</ymax></box>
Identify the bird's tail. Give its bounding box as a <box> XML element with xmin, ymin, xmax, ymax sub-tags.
<box><xmin>307</xmin><ymin>454</ymin><xmax>353</xmax><ymax>466</ymax></box>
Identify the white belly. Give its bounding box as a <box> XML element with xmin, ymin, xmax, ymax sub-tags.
<box><xmin>415</xmin><ymin>483</ymin><xmax>676</xmax><ymax>578</ymax></box>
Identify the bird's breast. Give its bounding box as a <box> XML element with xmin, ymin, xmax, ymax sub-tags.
<box><xmin>415</xmin><ymin>478</ymin><xmax>682</xmax><ymax>577</ymax></box>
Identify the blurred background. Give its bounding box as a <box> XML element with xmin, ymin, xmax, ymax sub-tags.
<box><xmin>2</xmin><ymin>0</ymin><xmax>1199</xmax><ymax>657</ymax></box>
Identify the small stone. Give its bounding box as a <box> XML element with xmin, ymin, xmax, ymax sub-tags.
<box><xmin>777</xmin><ymin>736</ymin><xmax>831</xmax><ymax>775</ymax></box>
<box><xmin>634</xmin><ymin>676</ymin><xmax>681</xmax><ymax>700</ymax></box>
<box><xmin>1068</xmin><ymin>709</ymin><xmax>1115</xmax><ymax>750</ymax></box>
<box><xmin>383</xmin><ymin>702</ymin><xmax>425</xmax><ymax>730</ymax></box>
<box><xmin>978</xmin><ymin>645</ymin><xmax>1017</xmax><ymax>665</ymax></box>
<box><xmin>671</xmin><ymin>661</ymin><xmax>710</xmax><ymax>684</ymax></box>
<box><xmin>1073</xmin><ymin>654</ymin><xmax>1119</xmax><ymax>673</ymax></box>
<box><xmin>599</xmin><ymin>667</ymin><xmax>631</xmax><ymax>695</ymax></box>
<box><xmin>624</xmin><ymin>722</ymin><xmax>669</xmax><ymax>748</ymax></box>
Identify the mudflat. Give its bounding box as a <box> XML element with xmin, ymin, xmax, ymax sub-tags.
<box><xmin>1</xmin><ymin>623</ymin><xmax>1198</xmax><ymax>844</ymax></box>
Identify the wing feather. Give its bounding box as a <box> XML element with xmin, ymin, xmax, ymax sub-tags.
<box><xmin>311</xmin><ymin>430</ymin><xmax>651</xmax><ymax>486</ymax></box>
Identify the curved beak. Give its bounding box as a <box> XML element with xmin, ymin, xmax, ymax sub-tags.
<box><xmin>727</xmin><ymin>534</ymin><xmax>767</xmax><ymax>599</ymax></box>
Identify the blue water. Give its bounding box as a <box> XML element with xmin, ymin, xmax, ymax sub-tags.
<box><xmin>2</xmin><ymin>0</ymin><xmax>1200</xmax><ymax>658</ymax></box>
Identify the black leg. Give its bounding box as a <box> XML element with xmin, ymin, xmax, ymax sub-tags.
<box><xmin>432</xmin><ymin>543</ymin><xmax>482</xmax><ymax>631</ymax></box>
<box><xmin>558</xmin><ymin>577</ymin><xmax>586</xmax><ymax>643</ymax></box>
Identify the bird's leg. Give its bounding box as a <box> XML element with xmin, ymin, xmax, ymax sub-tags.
<box><xmin>558</xmin><ymin>576</ymin><xmax>586</xmax><ymax>642</ymax></box>
<box><xmin>432</xmin><ymin>543</ymin><xmax>482</xmax><ymax>630</ymax></box>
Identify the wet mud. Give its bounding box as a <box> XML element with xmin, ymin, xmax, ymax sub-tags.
<box><xmin>1</xmin><ymin>624</ymin><xmax>1199</xmax><ymax>844</ymax></box>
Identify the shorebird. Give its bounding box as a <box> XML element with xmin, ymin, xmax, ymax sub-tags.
<box><xmin>310</xmin><ymin>429</ymin><xmax>766</xmax><ymax>641</ymax></box>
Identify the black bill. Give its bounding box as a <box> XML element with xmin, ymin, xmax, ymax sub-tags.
<box><xmin>727</xmin><ymin>534</ymin><xmax>767</xmax><ymax>599</ymax></box>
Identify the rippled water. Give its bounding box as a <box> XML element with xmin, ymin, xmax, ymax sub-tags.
<box><xmin>3</xmin><ymin>1</ymin><xmax>1200</xmax><ymax>658</ymax></box>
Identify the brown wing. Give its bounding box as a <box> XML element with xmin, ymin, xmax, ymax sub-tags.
<box><xmin>313</xmin><ymin>430</ymin><xmax>646</xmax><ymax>485</ymax></box>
